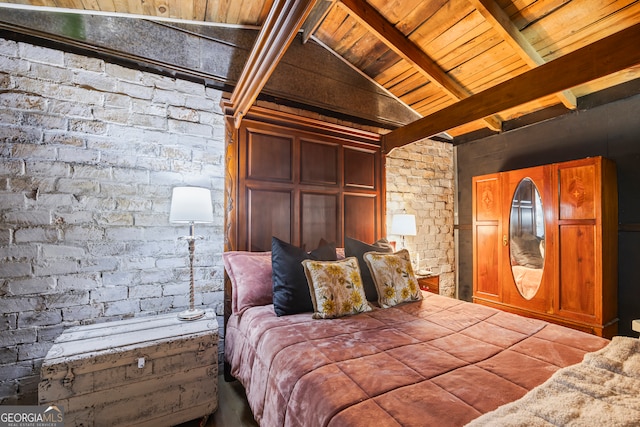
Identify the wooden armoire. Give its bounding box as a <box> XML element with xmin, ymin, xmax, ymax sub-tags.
<box><xmin>472</xmin><ymin>157</ymin><xmax>618</xmax><ymax>338</ymax></box>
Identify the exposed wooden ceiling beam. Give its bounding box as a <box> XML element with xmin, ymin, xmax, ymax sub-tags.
<box><xmin>470</xmin><ymin>0</ymin><xmax>577</xmax><ymax>109</ymax></box>
<box><xmin>338</xmin><ymin>0</ymin><xmax>502</xmax><ymax>131</ymax></box>
<box><xmin>301</xmin><ymin>0</ymin><xmax>337</xmax><ymax>44</ymax></box>
<box><xmin>229</xmin><ymin>0</ymin><xmax>317</xmax><ymax>128</ymax></box>
<box><xmin>382</xmin><ymin>22</ymin><xmax>640</xmax><ymax>153</ymax></box>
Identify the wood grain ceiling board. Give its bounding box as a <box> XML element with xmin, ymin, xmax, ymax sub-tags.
<box><xmin>1</xmin><ymin>0</ymin><xmax>638</xmax><ymax>142</ymax></box>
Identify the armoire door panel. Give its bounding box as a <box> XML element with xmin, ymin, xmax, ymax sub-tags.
<box><xmin>475</xmin><ymin>224</ymin><xmax>500</xmax><ymax>298</ymax></box>
<box><xmin>501</xmin><ymin>166</ymin><xmax>550</xmax><ymax>312</ymax></box>
<box><xmin>475</xmin><ymin>177</ymin><xmax>501</xmax><ymax>221</ymax></box>
<box><xmin>558</xmin><ymin>224</ymin><xmax>596</xmax><ymax>317</ymax></box>
<box><xmin>247</xmin><ymin>130</ymin><xmax>293</xmax><ymax>182</ymax></box>
<box><xmin>559</xmin><ymin>164</ymin><xmax>596</xmax><ymax>220</ymax></box>
<box><xmin>301</xmin><ymin>192</ymin><xmax>338</xmax><ymax>249</ymax></box>
<box><xmin>248</xmin><ymin>188</ymin><xmax>292</xmax><ymax>251</ymax></box>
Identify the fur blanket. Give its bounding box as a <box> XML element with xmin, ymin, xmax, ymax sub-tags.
<box><xmin>467</xmin><ymin>336</ymin><xmax>640</xmax><ymax>426</ymax></box>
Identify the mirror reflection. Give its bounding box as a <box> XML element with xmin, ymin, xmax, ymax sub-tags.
<box><xmin>510</xmin><ymin>178</ymin><xmax>545</xmax><ymax>300</ymax></box>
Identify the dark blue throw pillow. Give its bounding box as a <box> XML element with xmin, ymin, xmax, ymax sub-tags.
<box><xmin>344</xmin><ymin>236</ymin><xmax>394</xmax><ymax>302</ymax></box>
<box><xmin>271</xmin><ymin>237</ymin><xmax>337</xmax><ymax>316</ymax></box>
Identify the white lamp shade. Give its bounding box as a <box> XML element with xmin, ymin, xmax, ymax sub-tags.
<box><xmin>169</xmin><ymin>186</ymin><xmax>214</xmax><ymax>223</ymax></box>
<box><xmin>390</xmin><ymin>214</ymin><xmax>417</xmax><ymax>236</ymax></box>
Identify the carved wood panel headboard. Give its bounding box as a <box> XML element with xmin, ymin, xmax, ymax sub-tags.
<box><xmin>222</xmin><ymin>104</ymin><xmax>386</xmax><ymax>336</ymax></box>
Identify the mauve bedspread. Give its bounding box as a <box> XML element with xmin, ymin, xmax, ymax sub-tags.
<box><xmin>225</xmin><ymin>292</ymin><xmax>609</xmax><ymax>427</ymax></box>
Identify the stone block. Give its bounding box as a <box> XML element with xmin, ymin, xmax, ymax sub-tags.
<box><xmin>36</xmin><ymin>324</ymin><xmax>66</xmax><ymax>343</ymax></box>
<box><xmin>104</xmin><ymin>227</ymin><xmax>144</xmax><ymax>241</ymax></box>
<box><xmin>65</xmin><ymin>53</ymin><xmax>104</xmax><ymax>72</ymax></box>
<box><xmin>19</xmin><ymin>43</ymin><xmax>64</xmax><ymax>65</ymax></box>
<box><xmin>168</xmin><ymin>119</ymin><xmax>211</xmax><ymax>137</ymax></box>
<box><xmin>105</xmin><ymin>62</ymin><xmax>141</xmax><ymax>82</ymax></box>
<box><xmin>78</xmin><ymin>257</ymin><xmax>118</xmax><ymax>273</ymax></box>
<box><xmin>11</xmin><ymin>143</ymin><xmax>56</xmax><ymax>160</ymax></box>
<box><xmin>139</xmin><ymin>296</ymin><xmax>174</xmax><ymax>312</ymax></box>
<box><xmin>102</xmin><ymin>271</ymin><xmax>139</xmax><ymax>287</ymax></box>
<box><xmin>18</xmin><ymin>310</ymin><xmax>63</xmax><ymax>328</ymax></box>
<box><xmin>24</xmin><ymin>160</ymin><xmax>68</xmax><ymax>177</ymax></box>
<box><xmin>57</xmin><ymin>273</ymin><xmax>101</xmax><ymax>291</ymax></box>
<box><xmin>3</xmin><ymin>211</ymin><xmax>50</xmax><ymax>226</ymax></box>
<box><xmin>91</xmin><ymin>287</ymin><xmax>128</xmax><ymax>303</ymax></box>
<box><xmin>0</xmin><ymin>313</ymin><xmax>17</xmax><ymax>331</ymax></box>
<box><xmin>67</xmin><ymin>119</ymin><xmax>107</xmax><ymax>135</ymax></box>
<box><xmin>6</xmin><ymin>277</ymin><xmax>56</xmax><ymax>296</ymax></box>
<box><xmin>129</xmin><ymin>112</ymin><xmax>167</xmax><ymax>129</ymax></box>
<box><xmin>153</xmin><ymin>87</ymin><xmax>186</xmax><ymax>106</ymax></box>
<box><xmin>0</xmin><ymin>328</ymin><xmax>38</xmax><ymax>346</ymax></box>
<box><xmin>118</xmin><ymin>80</ymin><xmax>153</xmax><ymax>100</ymax></box>
<box><xmin>63</xmin><ymin>226</ymin><xmax>105</xmax><ymax>242</ymax></box>
<box><xmin>0</xmin><ymin>346</ymin><xmax>18</xmax><ymax>364</ymax></box>
<box><xmin>43</xmin><ymin>291</ymin><xmax>90</xmax><ymax>309</ymax></box>
<box><xmin>57</xmin><ymin>86</ymin><xmax>103</xmax><ymax>105</ymax></box>
<box><xmin>1</xmin><ymin>297</ymin><xmax>41</xmax><ymax>314</ymax></box>
<box><xmin>62</xmin><ymin>303</ymin><xmax>104</xmax><ymax>322</ymax></box>
<box><xmin>94</xmin><ymin>211</ymin><xmax>134</xmax><ymax>225</ymax></box>
<box><xmin>103</xmin><ymin>299</ymin><xmax>140</xmax><ymax>316</ymax></box>
<box><xmin>128</xmin><ymin>284</ymin><xmax>159</xmax><ymax>299</ymax></box>
<box><xmin>28</xmin><ymin>62</ymin><xmax>73</xmax><ymax>84</ymax></box>
<box><xmin>104</xmin><ymin>92</ymin><xmax>131</xmax><ymax>108</ymax></box>
<box><xmin>0</xmin><ymin>261</ymin><xmax>31</xmax><ymax>279</ymax></box>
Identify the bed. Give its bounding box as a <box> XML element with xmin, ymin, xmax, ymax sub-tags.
<box><xmin>221</xmin><ymin>244</ymin><xmax>639</xmax><ymax>427</ymax></box>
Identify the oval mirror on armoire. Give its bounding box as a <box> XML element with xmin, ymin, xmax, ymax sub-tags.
<box><xmin>509</xmin><ymin>178</ymin><xmax>545</xmax><ymax>300</ymax></box>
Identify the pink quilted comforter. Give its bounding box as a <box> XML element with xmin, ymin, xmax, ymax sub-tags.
<box><xmin>225</xmin><ymin>292</ymin><xmax>609</xmax><ymax>426</ymax></box>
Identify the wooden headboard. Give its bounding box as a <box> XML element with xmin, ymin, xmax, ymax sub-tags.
<box><xmin>222</xmin><ymin>104</ymin><xmax>386</xmax><ymax>336</ymax></box>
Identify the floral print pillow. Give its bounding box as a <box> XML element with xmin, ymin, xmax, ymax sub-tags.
<box><xmin>363</xmin><ymin>249</ymin><xmax>422</xmax><ymax>308</ymax></box>
<box><xmin>302</xmin><ymin>257</ymin><xmax>372</xmax><ymax>319</ymax></box>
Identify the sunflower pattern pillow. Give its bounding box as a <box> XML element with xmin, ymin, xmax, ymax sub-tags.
<box><xmin>363</xmin><ymin>249</ymin><xmax>422</xmax><ymax>308</ymax></box>
<box><xmin>301</xmin><ymin>257</ymin><xmax>372</xmax><ymax>319</ymax></box>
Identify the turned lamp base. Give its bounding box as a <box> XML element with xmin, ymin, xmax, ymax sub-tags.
<box><xmin>178</xmin><ymin>308</ymin><xmax>205</xmax><ymax>321</ymax></box>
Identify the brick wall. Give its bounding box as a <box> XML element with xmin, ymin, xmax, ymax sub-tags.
<box><xmin>386</xmin><ymin>140</ymin><xmax>456</xmax><ymax>297</ymax></box>
<box><xmin>0</xmin><ymin>38</ymin><xmax>226</xmax><ymax>404</ymax></box>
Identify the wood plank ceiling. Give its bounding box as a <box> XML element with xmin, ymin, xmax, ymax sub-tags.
<box><xmin>2</xmin><ymin>0</ymin><xmax>639</xmax><ymax>150</ymax></box>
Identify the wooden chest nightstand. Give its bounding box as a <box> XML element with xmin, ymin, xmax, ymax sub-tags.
<box><xmin>39</xmin><ymin>310</ymin><xmax>219</xmax><ymax>427</ymax></box>
<box><xmin>418</xmin><ymin>275</ymin><xmax>439</xmax><ymax>294</ymax></box>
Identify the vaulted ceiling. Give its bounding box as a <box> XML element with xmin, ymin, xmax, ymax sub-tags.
<box><xmin>1</xmin><ymin>0</ymin><xmax>639</xmax><ymax>151</ymax></box>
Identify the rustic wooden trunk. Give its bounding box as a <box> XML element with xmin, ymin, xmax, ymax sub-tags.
<box><xmin>38</xmin><ymin>311</ymin><xmax>219</xmax><ymax>427</ymax></box>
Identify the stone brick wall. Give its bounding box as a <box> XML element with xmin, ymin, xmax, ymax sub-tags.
<box><xmin>0</xmin><ymin>38</ymin><xmax>226</xmax><ymax>404</ymax></box>
<box><xmin>386</xmin><ymin>139</ymin><xmax>456</xmax><ymax>297</ymax></box>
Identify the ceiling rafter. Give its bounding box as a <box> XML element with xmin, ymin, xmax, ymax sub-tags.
<box><xmin>469</xmin><ymin>0</ymin><xmax>577</xmax><ymax>109</ymax></box>
<box><xmin>228</xmin><ymin>0</ymin><xmax>318</xmax><ymax>128</ymax></box>
<box><xmin>382</xmin><ymin>22</ymin><xmax>640</xmax><ymax>153</ymax></box>
<box><xmin>337</xmin><ymin>0</ymin><xmax>502</xmax><ymax>131</ymax></box>
<box><xmin>301</xmin><ymin>0</ymin><xmax>337</xmax><ymax>43</ymax></box>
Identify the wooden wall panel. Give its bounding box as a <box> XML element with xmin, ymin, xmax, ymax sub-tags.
<box><xmin>344</xmin><ymin>195</ymin><xmax>376</xmax><ymax>243</ymax></box>
<box><xmin>247</xmin><ymin>131</ymin><xmax>293</xmax><ymax>182</ymax></box>
<box><xmin>300</xmin><ymin>140</ymin><xmax>339</xmax><ymax>185</ymax></box>
<box><xmin>344</xmin><ymin>147</ymin><xmax>376</xmax><ymax>189</ymax></box>
<box><xmin>248</xmin><ymin>189</ymin><xmax>292</xmax><ymax>251</ymax></box>
<box><xmin>301</xmin><ymin>192</ymin><xmax>338</xmax><ymax>248</ymax></box>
